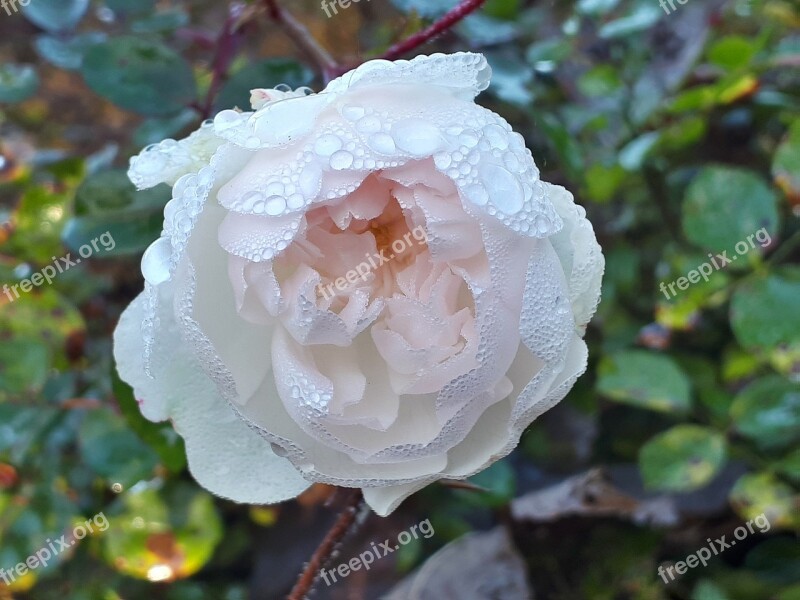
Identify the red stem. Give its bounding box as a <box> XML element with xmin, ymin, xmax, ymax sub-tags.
<box><xmin>200</xmin><ymin>3</ymin><xmax>248</xmax><ymax>118</ymax></box>
<box><xmin>328</xmin><ymin>0</ymin><xmax>488</xmax><ymax>79</ymax></box>
<box><xmin>287</xmin><ymin>489</ymin><xmax>364</xmax><ymax>600</ymax></box>
<box><xmin>380</xmin><ymin>0</ymin><xmax>488</xmax><ymax>62</ymax></box>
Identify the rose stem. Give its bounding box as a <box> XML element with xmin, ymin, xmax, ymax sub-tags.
<box><xmin>379</xmin><ymin>0</ymin><xmax>488</xmax><ymax>62</ymax></box>
<box><xmin>328</xmin><ymin>0</ymin><xmax>488</xmax><ymax>79</ymax></box>
<box><xmin>287</xmin><ymin>488</ymin><xmax>365</xmax><ymax>600</ymax></box>
<box><xmin>200</xmin><ymin>2</ymin><xmax>250</xmax><ymax>118</ymax></box>
<box><xmin>262</xmin><ymin>0</ymin><xmax>339</xmax><ymax>83</ymax></box>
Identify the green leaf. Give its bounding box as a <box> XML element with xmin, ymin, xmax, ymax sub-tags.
<box><xmin>639</xmin><ymin>425</ymin><xmax>727</xmax><ymax>492</ymax></box>
<box><xmin>390</xmin><ymin>0</ymin><xmax>457</xmax><ymax>18</ymax></box>
<box><xmin>34</xmin><ymin>33</ymin><xmax>107</xmax><ymax>71</ymax></box>
<box><xmin>745</xmin><ymin>538</ymin><xmax>800</xmax><ymax>585</ymax></box>
<box><xmin>708</xmin><ymin>36</ymin><xmax>757</xmax><ymax>71</ymax></box>
<box><xmin>62</xmin><ymin>170</ymin><xmax>170</xmax><ymax>257</ymax></box>
<box><xmin>730</xmin><ymin>376</ymin><xmax>800</xmax><ymax>450</ymax></box>
<box><xmin>131</xmin><ymin>9</ymin><xmax>190</xmax><ymax>34</ymax></box>
<box><xmin>730</xmin><ymin>472</ymin><xmax>799</xmax><ymax>530</ymax></box>
<box><xmin>577</xmin><ymin>0</ymin><xmax>620</xmax><ymax>16</ymax></box>
<box><xmin>584</xmin><ymin>164</ymin><xmax>625</xmax><ymax>203</ymax></box>
<box><xmin>0</xmin><ymin>64</ymin><xmax>39</xmax><ymax>103</ymax></box>
<box><xmin>777</xmin><ymin>448</ymin><xmax>800</xmax><ymax>483</ymax></box>
<box><xmin>133</xmin><ymin>109</ymin><xmax>198</xmax><ymax>148</ymax></box>
<box><xmin>730</xmin><ymin>269</ymin><xmax>800</xmax><ymax>350</ymax></box>
<box><xmin>79</xmin><ymin>408</ymin><xmax>159</xmax><ymax>487</ymax></box>
<box><xmin>20</xmin><ymin>0</ymin><xmax>89</xmax><ymax>32</ymax></box>
<box><xmin>578</xmin><ymin>65</ymin><xmax>622</xmax><ymax>98</ymax></box>
<box><xmin>101</xmin><ymin>483</ymin><xmax>223</xmax><ymax>580</ymax></box>
<box><xmin>112</xmin><ymin>370</ymin><xmax>186</xmax><ymax>473</ymax></box>
<box><xmin>215</xmin><ymin>59</ymin><xmax>314</xmax><ymax>112</ymax></box>
<box><xmin>482</xmin><ymin>0</ymin><xmax>520</xmax><ymax>20</ymax></box>
<box><xmin>105</xmin><ymin>0</ymin><xmax>156</xmax><ymax>16</ymax></box>
<box><xmin>599</xmin><ymin>4</ymin><xmax>660</xmax><ymax>39</ymax></box>
<box><xmin>0</xmin><ymin>340</ymin><xmax>50</xmax><ymax>400</ymax></box>
<box><xmin>0</xmin><ymin>288</ymin><xmax>85</xmax><ymax>370</ymax></box>
<box><xmin>692</xmin><ymin>580</ymin><xmax>730</xmax><ymax>600</ymax></box>
<box><xmin>597</xmin><ymin>350</ymin><xmax>692</xmax><ymax>413</ymax></box>
<box><xmin>81</xmin><ymin>36</ymin><xmax>198</xmax><ymax>117</ymax></box>
<box><xmin>682</xmin><ymin>166</ymin><xmax>780</xmax><ymax>258</ymax></box>
<box><xmin>619</xmin><ymin>132</ymin><xmax>661</xmax><ymax>171</ymax></box>
<box><xmin>773</xmin><ymin>120</ymin><xmax>800</xmax><ymax>200</ymax></box>
<box><xmin>485</xmin><ymin>52</ymin><xmax>533</xmax><ymax>106</ymax></box>
<box><xmin>456</xmin><ymin>459</ymin><xmax>516</xmax><ymax>508</ymax></box>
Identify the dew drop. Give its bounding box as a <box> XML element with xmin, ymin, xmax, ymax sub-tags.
<box><xmin>314</xmin><ymin>134</ymin><xmax>343</xmax><ymax>157</ymax></box>
<box><xmin>465</xmin><ymin>184</ymin><xmax>489</xmax><ymax>206</ymax></box>
<box><xmin>265</xmin><ymin>195</ymin><xmax>287</xmax><ymax>216</ymax></box>
<box><xmin>482</xmin><ymin>164</ymin><xmax>524</xmax><ymax>214</ymax></box>
<box><xmin>141</xmin><ymin>237</ymin><xmax>172</xmax><ymax>286</ymax></box>
<box><xmin>241</xmin><ymin>191</ymin><xmax>264</xmax><ymax>212</ymax></box>
<box><xmin>368</xmin><ymin>133</ymin><xmax>396</xmax><ymax>155</ymax></box>
<box><xmin>342</xmin><ymin>105</ymin><xmax>365</xmax><ymax>121</ymax></box>
<box><xmin>392</xmin><ymin>119</ymin><xmax>442</xmax><ymax>156</ymax></box>
<box><xmin>356</xmin><ymin>115</ymin><xmax>381</xmax><ymax>134</ymax></box>
<box><xmin>330</xmin><ymin>150</ymin><xmax>354</xmax><ymax>170</ymax></box>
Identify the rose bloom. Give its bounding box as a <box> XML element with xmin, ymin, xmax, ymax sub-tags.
<box><xmin>114</xmin><ymin>53</ymin><xmax>604</xmax><ymax>516</ymax></box>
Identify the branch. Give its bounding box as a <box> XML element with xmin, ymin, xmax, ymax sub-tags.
<box><xmin>288</xmin><ymin>489</ymin><xmax>364</xmax><ymax>600</ymax></box>
<box><xmin>262</xmin><ymin>0</ymin><xmax>338</xmax><ymax>83</ymax></box>
<box><xmin>380</xmin><ymin>0</ymin><xmax>487</xmax><ymax>61</ymax></box>
<box><xmin>200</xmin><ymin>2</ymin><xmax>250</xmax><ymax>118</ymax></box>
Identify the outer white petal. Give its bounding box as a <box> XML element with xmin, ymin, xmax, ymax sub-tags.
<box><xmin>113</xmin><ymin>287</ymin><xmax>310</xmax><ymax>504</ymax></box>
<box><xmin>128</xmin><ymin>121</ymin><xmax>225</xmax><ymax>190</ymax></box>
<box><xmin>546</xmin><ymin>183</ymin><xmax>605</xmax><ymax>330</ymax></box>
<box><xmin>324</xmin><ymin>52</ymin><xmax>492</xmax><ymax>101</ymax></box>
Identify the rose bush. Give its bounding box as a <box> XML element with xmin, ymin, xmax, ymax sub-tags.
<box><xmin>113</xmin><ymin>52</ymin><xmax>604</xmax><ymax>515</ymax></box>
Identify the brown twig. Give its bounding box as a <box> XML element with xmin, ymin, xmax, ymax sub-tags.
<box><xmin>287</xmin><ymin>489</ymin><xmax>364</xmax><ymax>600</ymax></box>
<box><xmin>263</xmin><ymin>0</ymin><xmax>338</xmax><ymax>83</ymax></box>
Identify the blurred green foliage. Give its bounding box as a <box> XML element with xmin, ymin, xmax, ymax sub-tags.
<box><xmin>0</xmin><ymin>0</ymin><xmax>798</xmax><ymax>598</ymax></box>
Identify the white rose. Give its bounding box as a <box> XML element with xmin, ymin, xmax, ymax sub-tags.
<box><xmin>113</xmin><ymin>52</ymin><xmax>604</xmax><ymax>516</ymax></box>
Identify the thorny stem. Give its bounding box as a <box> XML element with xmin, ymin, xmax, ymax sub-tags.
<box><xmin>287</xmin><ymin>489</ymin><xmax>364</xmax><ymax>600</ymax></box>
<box><xmin>378</xmin><ymin>0</ymin><xmax>488</xmax><ymax>62</ymax></box>
<box><xmin>200</xmin><ymin>0</ymin><xmax>486</xmax><ymax>109</ymax></box>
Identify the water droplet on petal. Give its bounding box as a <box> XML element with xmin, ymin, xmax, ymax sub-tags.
<box><xmin>342</xmin><ymin>105</ymin><xmax>365</xmax><ymax>121</ymax></box>
<box><xmin>330</xmin><ymin>150</ymin><xmax>354</xmax><ymax>170</ymax></box>
<box><xmin>483</xmin><ymin>123</ymin><xmax>509</xmax><ymax>150</ymax></box>
<box><xmin>368</xmin><ymin>133</ymin><xmax>396</xmax><ymax>155</ymax></box>
<box><xmin>141</xmin><ymin>237</ymin><xmax>172</xmax><ymax>286</ymax></box>
<box><xmin>314</xmin><ymin>134</ymin><xmax>343</xmax><ymax>157</ymax></box>
<box><xmin>265</xmin><ymin>195</ymin><xmax>287</xmax><ymax>216</ymax></box>
<box><xmin>299</xmin><ymin>162</ymin><xmax>323</xmax><ymax>198</ymax></box>
<box><xmin>482</xmin><ymin>164</ymin><xmax>524</xmax><ymax>214</ymax></box>
<box><xmin>465</xmin><ymin>184</ymin><xmax>489</xmax><ymax>206</ymax></box>
<box><xmin>214</xmin><ymin>109</ymin><xmax>241</xmax><ymax>131</ymax></box>
<box><xmin>392</xmin><ymin>119</ymin><xmax>442</xmax><ymax>156</ymax></box>
<box><xmin>241</xmin><ymin>191</ymin><xmax>264</xmax><ymax>212</ymax></box>
<box><xmin>356</xmin><ymin>115</ymin><xmax>382</xmax><ymax>134</ymax></box>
